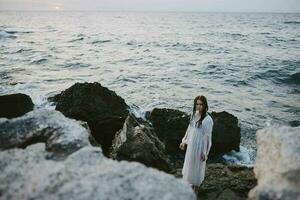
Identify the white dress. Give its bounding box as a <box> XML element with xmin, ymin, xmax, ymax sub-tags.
<box><xmin>181</xmin><ymin>112</ymin><xmax>214</xmax><ymax>186</ymax></box>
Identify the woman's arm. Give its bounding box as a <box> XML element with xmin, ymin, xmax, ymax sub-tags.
<box><xmin>203</xmin><ymin>118</ymin><xmax>213</xmax><ymax>156</ymax></box>
<box><xmin>181</xmin><ymin>123</ymin><xmax>191</xmax><ymax>144</ymax></box>
<box><xmin>181</xmin><ymin>113</ymin><xmax>193</xmax><ymax>144</ymax></box>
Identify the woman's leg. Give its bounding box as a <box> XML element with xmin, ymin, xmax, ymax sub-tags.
<box><xmin>191</xmin><ymin>185</ymin><xmax>197</xmax><ymax>193</ymax></box>
<box><xmin>192</xmin><ymin>185</ymin><xmax>199</xmax><ymax>195</ymax></box>
<box><xmin>196</xmin><ymin>185</ymin><xmax>200</xmax><ymax>194</ymax></box>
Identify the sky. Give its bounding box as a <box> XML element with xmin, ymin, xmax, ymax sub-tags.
<box><xmin>0</xmin><ymin>0</ymin><xmax>300</xmax><ymax>12</ymax></box>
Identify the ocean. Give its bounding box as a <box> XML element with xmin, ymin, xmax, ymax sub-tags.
<box><xmin>1</xmin><ymin>11</ymin><xmax>299</xmax><ymax>165</ymax></box>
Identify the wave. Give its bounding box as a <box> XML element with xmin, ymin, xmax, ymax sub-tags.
<box><xmin>126</xmin><ymin>40</ymin><xmax>204</xmax><ymax>52</ymax></box>
<box><xmin>250</xmin><ymin>69</ymin><xmax>300</xmax><ymax>85</ymax></box>
<box><xmin>0</xmin><ymin>71</ymin><xmax>11</xmax><ymax>80</ymax></box>
<box><xmin>230</xmin><ymin>33</ymin><xmax>246</xmax><ymax>37</ymax></box>
<box><xmin>14</xmin><ymin>48</ymin><xmax>32</xmax><ymax>53</ymax></box>
<box><xmin>30</xmin><ymin>58</ymin><xmax>48</xmax><ymax>65</ymax></box>
<box><xmin>91</xmin><ymin>39</ymin><xmax>112</xmax><ymax>44</ymax></box>
<box><xmin>5</xmin><ymin>30</ymin><xmax>33</xmax><ymax>34</ymax></box>
<box><xmin>63</xmin><ymin>62</ymin><xmax>91</xmax><ymax>68</ymax></box>
<box><xmin>164</xmin><ymin>42</ymin><xmax>204</xmax><ymax>52</ymax></box>
<box><xmin>68</xmin><ymin>37</ymin><xmax>84</xmax><ymax>42</ymax></box>
<box><xmin>221</xmin><ymin>146</ymin><xmax>255</xmax><ymax>166</ymax></box>
<box><xmin>248</xmin><ymin>59</ymin><xmax>300</xmax><ymax>85</ymax></box>
<box><xmin>0</xmin><ymin>27</ymin><xmax>34</xmax><ymax>40</ymax></box>
<box><xmin>283</xmin><ymin>21</ymin><xmax>300</xmax><ymax>25</ymax></box>
<box><xmin>281</xmin><ymin>72</ymin><xmax>300</xmax><ymax>85</ymax></box>
<box><xmin>127</xmin><ymin>41</ymin><xmax>143</xmax><ymax>47</ymax></box>
<box><xmin>259</xmin><ymin>32</ymin><xmax>271</xmax><ymax>35</ymax></box>
<box><xmin>289</xmin><ymin>120</ymin><xmax>300</xmax><ymax>127</ymax></box>
<box><xmin>179</xmin><ymin>62</ymin><xmax>196</xmax><ymax>66</ymax></box>
<box><xmin>0</xmin><ymin>30</ymin><xmax>17</xmax><ymax>39</ymax></box>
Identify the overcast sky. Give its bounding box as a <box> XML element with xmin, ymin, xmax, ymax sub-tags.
<box><xmin>0</xmin><ymin>0</ymin><xmax>299</xmax><ymax>12</ymax></box>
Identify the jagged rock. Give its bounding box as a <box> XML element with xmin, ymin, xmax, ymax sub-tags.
<box><xmin>0</xmin><ymin>109</ymin><xmax>90</xmax><ymax>159</ymax></box>
<box><xmin>48</xmin><ymin>82</ymin><xmax>129</xmax><ymax>156</ymax></box>
<box><xmin>174</xmin><ymin>163</ymin><xmax>256</xmax><ymax>200</ymax></box>
<box><xmin>0</xmin><ymin>93</ymin><xmax>34</xmax><ymax>118</ymax></box>
<box><xmin>145</xmin><ymin>109</ymin><xmax>241</xmax><ymax>156</ymax></box>
<box><xmin>248</xmin><ymin>126</ymin><xmax>300</xmax><ymax>200</ymax></box>
<box><xmin>145</xmin><ymin>108</ymin><xmax>190</xmax><ymax>155</ymax></box>
<box><xmin>0</xmin><ymin>144</ymin><xmax>196</xmax><ymax>200</ymax></box>
<box><xmin>199</xmin><ymin>164</ymin><xmax>256</xmax><ymax>199</ymax></box>
<box><xmin>110</xmin><ymin>113</ymin><xmax>173</xmax><ymax>173</ymax></box>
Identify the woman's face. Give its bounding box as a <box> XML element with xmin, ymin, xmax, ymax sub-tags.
<box><xmin>195</xmin><ymin>99</ymin><xmax>204</xmax><ymax>113</ymax></box>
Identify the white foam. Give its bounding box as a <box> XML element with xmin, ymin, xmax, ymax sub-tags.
<box><xmin>222</xmin><ymin>146</ymin><xmax>256</xmax><ymax>167</ymax></box>
<box><xmin>128</xmin><ymin>103</ymin><xmax>148</xmax><ymax>120</ymax></box>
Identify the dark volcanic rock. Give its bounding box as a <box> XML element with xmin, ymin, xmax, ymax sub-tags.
<box><xmin>110</xmin><ymin>113</ymin><xmax>174</xmax><ymax>173</ymax></box>
<box><xmin>145</xmin><ymin>108</ymin><xmax>190</xmax><ymax>155</ymax></box>
<box><xmin>146</xmin><ymin>109</ymin><xmax>241</xmax><ymax>156</ymax></box>
<box><xmin>0</xmin><ymin>93</ymin><xmax>34</xmax><ymax>118</ymax></box>
<box><xmin>0</xmin><ymin>109</ymin><xmax>90</xmax><ymax>159</ymax></box>
<box><xmin>210</xmin><ymin>111</ymin><xmax>241</xmax><ymax>154</ymax></box>
<box><xmin>174</xmin><ymin>163</ymin><xmax>257</xmax><ymax>200</ymax></box>
<box><xmin>48</xmin><ymin>82</ymin><xmax>129</xmax><ymax>156</ymax></box>
<box><xmin>198</xmin><ymin>164</ymin><xmax>256</xmax><ymax>200</ymax></box>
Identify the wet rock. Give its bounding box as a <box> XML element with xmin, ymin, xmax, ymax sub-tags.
<box><xmin>174</xmin><ymin>163</ymin><xmax>256</xmax><ymax>200</ymax></box>
<box><xmin>199</xmin><ymin>164</ymin><xmax>256</xmax><ymax>199</ymax></box>
<box><xmin>248</xmin><ymin>126</ymin><xmax>300</xmax><ymax>200</ymax></box>
<box><xmin>145</xmin><ymin>108</ymin><xmax>189</xmax><ymax>155</ymax></box>
<box><xmin>0</xmin><ymin>144</ymin><xmax>196</xmax><ymax>200</ymax></box>
<box><xmin>210</xmin><ymin>111</ymin><xmax>241</xmax><ymax>154</ymax></box>
<box><xmin>0</xmin><ymin>109</ymin><xmax>90</xmax><ymax>159</ymax></box>
<box><xmin>110</xmin><ymin>113</ymin><xmax>174</xmax><ymax>173</ymax></box>
<box><xmin>145</xmin><ymin>109</ymin><xmax>241</xmax><ymax>156</ymax></box>
<box><xmin>0</xmin><ymin>93</ymin><xmax>34</xmax><ymax>118</ymax></box>
<box><xmin>48</xmin><ymin>82</ymin><xmax>129</xmax><ymax>156</ymax></box>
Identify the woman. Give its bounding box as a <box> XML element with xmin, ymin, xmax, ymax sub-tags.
<box><xmin>179</xmin><ymin>95</ymin><xmax>214</xmax><ymax>194</ymax></box>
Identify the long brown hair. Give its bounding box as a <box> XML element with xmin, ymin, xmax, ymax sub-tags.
<box><xmin>190</xmin><ymin>95</ymin><xmax>209</xmax><ymax>128</ymax></box>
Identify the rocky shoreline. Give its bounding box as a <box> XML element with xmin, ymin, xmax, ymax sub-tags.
<box><xmin>0</xmin><ymin>82</ymin><xmax>298</xmax><ymax>200</ymax></box>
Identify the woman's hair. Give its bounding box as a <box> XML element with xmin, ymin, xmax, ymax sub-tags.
<box><xmin>190</xmin><ymin>95</ymin><xmax>209</xmax><ymax>128</ymax></box>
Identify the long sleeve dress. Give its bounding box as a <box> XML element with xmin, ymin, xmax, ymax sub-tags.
<box><xmin>181</xmin><ymin>112</ymin><xmax>214</xmax><ymax>186</ymax></box>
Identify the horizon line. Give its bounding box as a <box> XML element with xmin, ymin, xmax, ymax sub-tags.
<box><xmin>0</xmin><ymin>9</ymin><xmax>300</xmax><ymax>14</ymax></box>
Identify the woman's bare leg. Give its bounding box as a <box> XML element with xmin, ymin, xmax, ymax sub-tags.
<box><xmin>192</xmin><ymin>185</ymin><xmax>199</xmax><ymax>195</ymax></box>
<box><xmin>196</xmin><ymin>186</ymin><xmax>200</xmax><ymax>195</ymax></box>
<box><xmin>191</xmin><ymin>185</ymin><xmax>197</xmax><ymax>193</ymax></box>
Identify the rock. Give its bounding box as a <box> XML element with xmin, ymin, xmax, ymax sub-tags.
<box><xmin>145</xmin><ymin>108</ymin><xmax>190</xmax><ymax>155</ymax></box>
<box><xmin>78</xmin><ymin>120</ymin><xmax>100</xmax><ymax>147</ymax></box>
<box><xmin>248</xmin><ymin>126</ymin><xmax>300</xmax><ymax>200</ymax></box>
<box><xmin>210</xmin><ymin>111</ymin><xmax>241</xmax><ymax>154</ymax></box>
<box><xmin>0</xmin><ymin>93</ymin><xmax>34</xmax><ymax>118</ymax></box>
<box><xmin>0</xmin><ymin>109</ymin><xmax>90</xmax><ymax>159</ymax></box>
<box><xmin>145</xmin><ymin>109</ymin><xmax>241</xmax><ymax>156</ymax></box>
<box><xmin>217</xmin><ymin>188</ymin><xmax>242</xmax><ymax>200</ymax></box>
<box><xmin>0</xmin><ymin>144</ymin><xmax>196</xmax><ymax>200</ymax></box>
<box><xmin>48</xmin><ymin>82</ymin><xmax>129</xmax><ymax>156</ymax></box>
<box><xmin>198</xmin><ymin>164</ymin><xmax>256</xmax><ymax>200</ymax></box>
<box><xmin>110</xmin><ymin>113</ymin><xmax>174</xmax><ymax>173</ymax></box>
<box><xmin>174</xmin><ymin>163</ymin><xmax>256</xmax><ymax>200</ymax></box>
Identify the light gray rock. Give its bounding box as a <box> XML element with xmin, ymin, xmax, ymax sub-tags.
<box><xmin>0</xmin><ymin>109</ymin><xmax>90</xmax><ymax>159</ymax></box>
<box><xmin>248</xmin><ymin>126</ymin><xmax>300</xmax><ymax>200</ymax></box>
<box><xmin>0</xmin><ymin>144</ymin><xmax>196</xmax><ymax>200</ymax></box>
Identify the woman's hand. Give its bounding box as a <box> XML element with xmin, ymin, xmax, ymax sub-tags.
<box><xmin>179</xmin><ymin>142</ymin><xmax>186</xmax><ymax>150</ymax></box>
<box><xmin>201</xmin><ymin>154</ymin><xmax>208</xmax><ymax>161</ymax></box>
